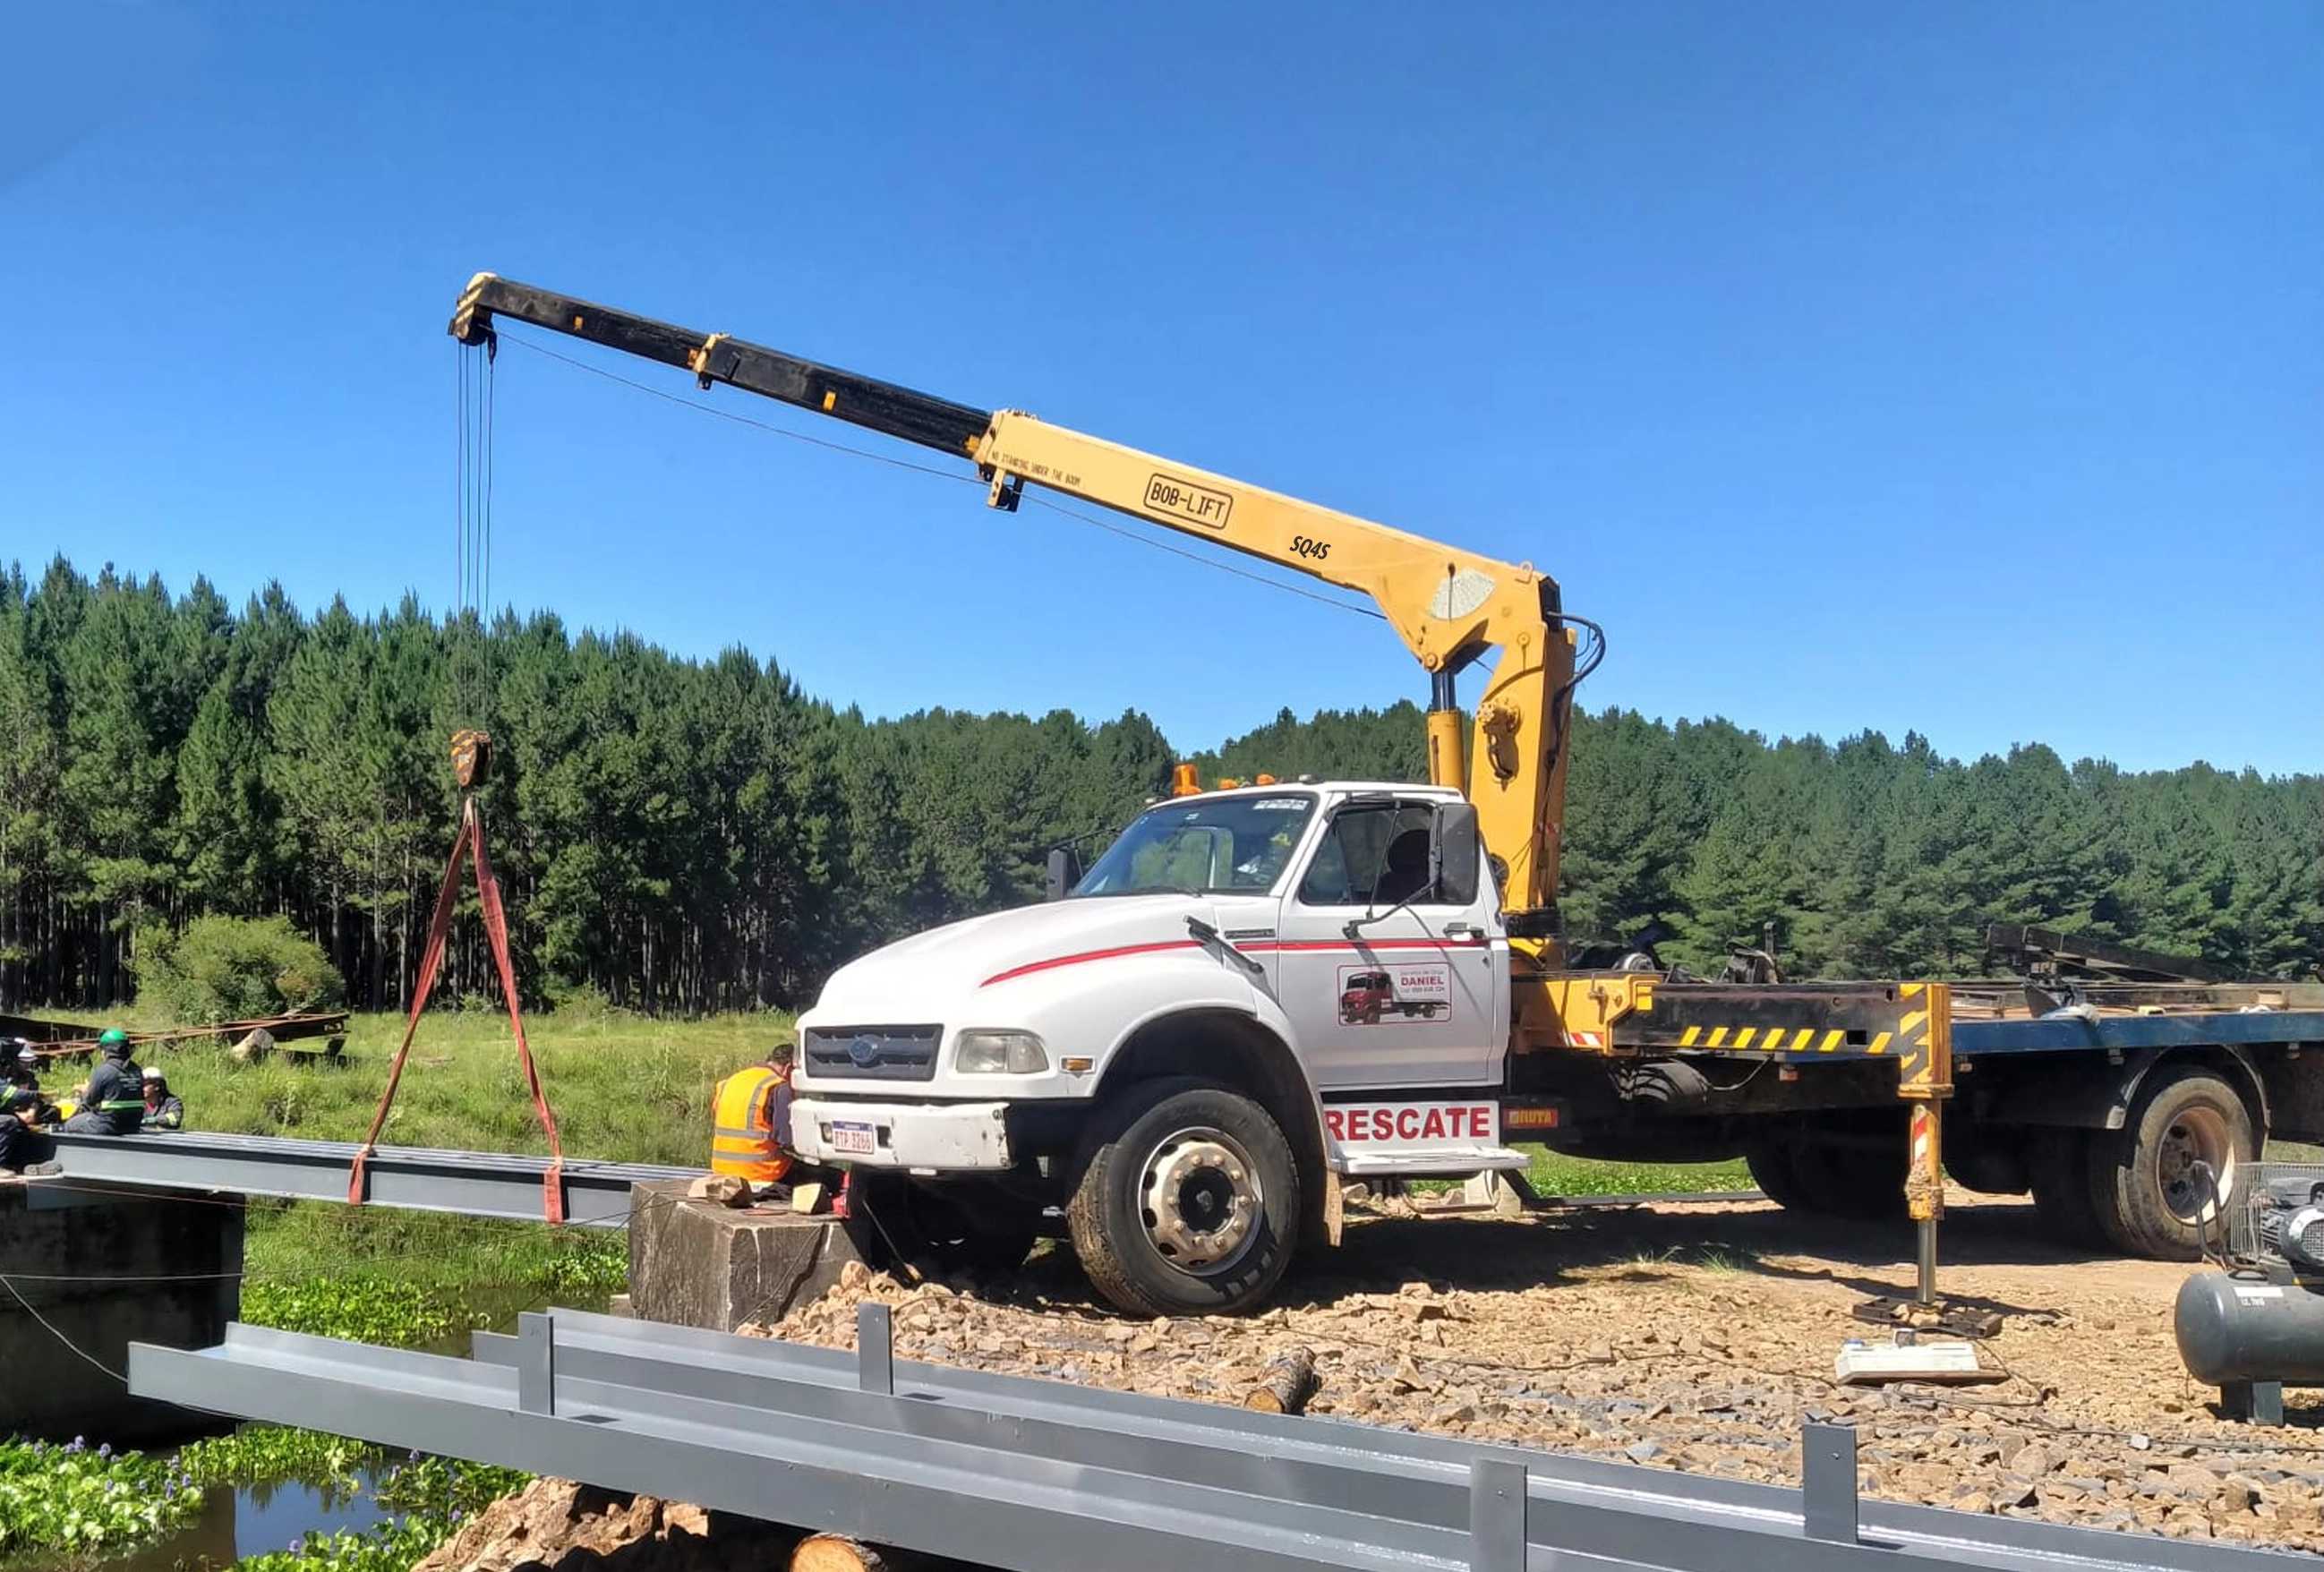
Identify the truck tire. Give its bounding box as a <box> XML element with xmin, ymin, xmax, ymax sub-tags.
<box><xmin>1747</xmin><ymin>1114</ymin><xmax>1903</xmax><ymax>1221</ymax></box>
<box><xmin>2086</xmin><ymin>1065</ymin><xmax>2253</xmax><ymax>1260</ymax></box>
<box><xmin>1066</xmin><ymin>1077</ymin><xmax>1301</xmax><ymax>1318</ymax></box>
<box><xmin>2026</xmin><ymin>1131</ymin><xmax>2106</xmax><ymax>1244</ymax></box>
<box><xmin>1788</xmin><ymin>1136</ymin><xmax>1908</xmax><ymax>1221</ymax></box>
<box><xmin>1744</xmin><ymin>1141</ymin><xmax>1811</xmax><ymax>1212</ymax></box>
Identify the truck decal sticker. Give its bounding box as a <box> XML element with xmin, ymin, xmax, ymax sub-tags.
<box><xmin>1143</xmin><ymin>472</ymin><xmax>1233</xmax><ymax>529</ymax></box>
<box><xmin>1337</xmin><ymin>961</ymin><xmax>1453</xmax><ymax>1026</ymax></box>
<box><xmin>1324</xmin><ymin>1100</ymin><xmax>1499</xmax><ymax>1147</ymax></box>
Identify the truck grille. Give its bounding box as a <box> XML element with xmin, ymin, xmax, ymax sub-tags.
<box><xmin>802</xmin><ymin>1025</ymin><xmax>943</xmax><ymax>1081</ymax></box>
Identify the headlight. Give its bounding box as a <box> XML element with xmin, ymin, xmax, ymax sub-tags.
<box><xmin>954</xmin><ymin>1029</ymin><xmax>1049</xmax><ymax>1074</ymax></box>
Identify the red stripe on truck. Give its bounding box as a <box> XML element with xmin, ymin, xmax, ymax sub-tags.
<box><xmin>979</xmin><ymin>934</ymin><xmax>1485</xmax><ymax>988</ymax></box>
<box><xmin>980</xmin><ymin>939</ymin><xmax>1203</xmax><ymax>987</ymax></box>
<box><xmin>1249</xmin><ymin>938</ymin><xmax>1485</xmax><ymax>953</ymax></box>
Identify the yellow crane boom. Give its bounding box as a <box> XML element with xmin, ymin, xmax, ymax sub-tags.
<box><xmin>449</xmin><ymin>274</ymin><xmax>1595</xmax><ymax>928</ymax></box>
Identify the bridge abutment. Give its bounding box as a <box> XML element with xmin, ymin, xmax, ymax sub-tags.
<box><xmin>628</xmin><ymin>1178</ymin><xmax>860</xmax><ymax>1331</ymax></box>
<box><xmin>0</xmin><ymin>1178</ymin><xmax>243</xmax><ymax>1444</ymax></box>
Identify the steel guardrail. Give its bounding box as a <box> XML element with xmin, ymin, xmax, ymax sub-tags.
<box><xmin>129</xmin><ymin>1308</ymin><xmax>2299</xmax><ymax>1572</ymax></box>
<box><xmin>44</xmin><ymin>1129</ymin><xmax>696</xmax><ymax>1226</ymax></box>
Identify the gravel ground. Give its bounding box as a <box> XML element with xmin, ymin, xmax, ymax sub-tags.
<box><xmin>739</xmin><ymin>1192</ymin><xmax>2324</xmax><ymax>1554</ymax></box>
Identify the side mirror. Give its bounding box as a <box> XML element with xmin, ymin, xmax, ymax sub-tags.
<box><xmin>1045</xmin><ymin>846</ymin><xmax>1082</xmax><ymax>902</ymax></box>
<box><xmin>1429</xmin><ymin>800</ymin><xmax>1482</xmax><ymax>906</ymax></box>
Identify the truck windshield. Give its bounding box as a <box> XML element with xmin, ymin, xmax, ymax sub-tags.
<box><xmin>1075</xmin><ymin>794</ymin><xmax>1316</xmax><ymax>896</ymax></box>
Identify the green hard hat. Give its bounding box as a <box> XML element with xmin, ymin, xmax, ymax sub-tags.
<box><xmin>98</xmin><ymin>1028</ymin><xmax>131</xmax><ymax>1052</ymax></box>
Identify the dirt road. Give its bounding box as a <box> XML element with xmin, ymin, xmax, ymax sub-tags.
<box><xmin>748</xmin><ymin>1193</ymin><xmax>2324</xmax><ymax>1552</ymax></box>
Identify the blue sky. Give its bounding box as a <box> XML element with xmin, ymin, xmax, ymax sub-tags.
<box><xmin>4</xmin><ymin>3</ymin><xmax>2317</xmax><ymax>774</ymax></box>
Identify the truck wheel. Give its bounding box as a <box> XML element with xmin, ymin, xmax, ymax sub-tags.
<box><xmin>2087</xmin><ymin>1065</ymin><xmax>2253</xmax><ymax>1260</ymax></box>
<box><xmin>1067</xmin><ymin>1077</ymin><xmax>1300</xmax><ymax>1318</ymax></box>
<box><xmin>2026</xmin><ymin>1131</ymin><xmax>2106</xmax><ymax>1244</ymax></box>
<box><xmin>1791</xmin><ymin>1137</ymin><xmax>1908</xmax><ymax>1220</ymax></box>
<box><xmin>1744</xmin><ymin>1141</ymin><xmax>1811</xmax><ymax>1211</ymax></box>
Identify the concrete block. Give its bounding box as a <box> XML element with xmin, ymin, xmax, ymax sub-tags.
<box><xmin>0</xmin><ymin>1179</ymin><xmax>242</xmax><ymax>1444</ymax></box>
<box><xmin>627</xmin><ymin>1178</ymin><xmax>861</xmax><ymax>1332</ymax></box>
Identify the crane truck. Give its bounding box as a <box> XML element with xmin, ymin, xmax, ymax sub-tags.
<box><xmin>451</xmin><ymin>275</ymin><xmax>2324</xmax><ymax>1318</ymax></box>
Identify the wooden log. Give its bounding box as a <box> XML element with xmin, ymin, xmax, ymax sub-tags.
<box><xmin>1243</xmin><ymin>1346</ymin><xmax>1319</xmax><ymax>1414</ymax></box>
<box><xmin>790</xmin><ymin>1534</ymin><xmax>898</xmax><ymax>1572</ymax></box>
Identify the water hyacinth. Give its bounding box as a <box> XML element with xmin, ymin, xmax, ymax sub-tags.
<box><xmin>239</xmin><ymin>1277</ymin><xmax>487</xmax><ymax>1349</ymax></box>
<box><xmin>0</xmin><ymin>1435</ymin><xmax>202</xmax><ymax>1557</ymax></box>
<box><xmin>4</xmin><ymin>1427</ymin><xmax>526</xmax><ymax>1567</ymax></box>
<box><xmin>175</xmin><ymin>1425</ymin><xmax>383</xmax><ymax>1492</ymax></box>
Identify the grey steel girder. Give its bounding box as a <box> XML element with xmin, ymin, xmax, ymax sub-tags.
<box><xmin>127</xmin><ymin>1311</ymin><xmax>2299</xmax><ymax>1572</ymax></box>
<box><xmin>44</xmin><ymin>1129</ymin><xmax>695</xmax><ymax>1226</ymax></box>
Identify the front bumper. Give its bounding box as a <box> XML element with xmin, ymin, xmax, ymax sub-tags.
<box><xmin>788</xmin><ymin>1097</ymin><xmax>1013</xmax><ymax>1171</ymax></box>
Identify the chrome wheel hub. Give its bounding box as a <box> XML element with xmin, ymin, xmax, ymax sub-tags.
<box><xmin>1140</xmin><ymin>1125</ymin><xmax>1260</xmax><ymax>1273</ymax></box>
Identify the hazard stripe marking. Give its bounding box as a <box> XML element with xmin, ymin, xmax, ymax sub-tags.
<box><xmin>1898</xmin><ymin>1009</ymin><xmax>1928</xmax><ymax>1037</ymax></box>
<box><xmin>1868</xmin><ymin>1032</ymin><xmax>1892</xmax><ymax>1055</ymax></box>
<box><xmin>1679</xmin><ymin>1026</ymin><xmax>1702</xmax><ymax>1047</ymax></box>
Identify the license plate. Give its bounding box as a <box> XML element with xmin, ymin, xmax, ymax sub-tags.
<box><xmin>830</xmin><ymin>1120</ymin><xmax>877</xmax><ymax>1157</ymax></box>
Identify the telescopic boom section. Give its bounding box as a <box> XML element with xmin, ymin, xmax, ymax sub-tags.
<box><xmin>449</xmin><ymin>273</ymin><xmax>1579</xmax><ymax>918</ymax></box>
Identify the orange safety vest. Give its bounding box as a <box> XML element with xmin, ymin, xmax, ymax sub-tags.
<box><xmin>711</xmin><ymin>1064</ymin><xmax>793</xmax><ymax>1184</ymax></box>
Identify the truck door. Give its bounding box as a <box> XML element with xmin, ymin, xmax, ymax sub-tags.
<box><xmin>1271</xmin><ymin>796</ymin><xmax>1505</xmax><ymax>1090</ymax></box>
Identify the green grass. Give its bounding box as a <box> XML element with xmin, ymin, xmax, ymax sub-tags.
<box><xmin>41</xmin><ymin>1006</ymin><xmax>786</xmax><ymax>1294</ymax></box>
<box><xmin>1523</xmin><ymin>1148</ymin><xmax>1751</xmax><ymax>1196</ymax></box>
<box><xmin>116</xmin><ymin>1004</ymin><xmax>789</xmax><ymax>1167</ymax></box>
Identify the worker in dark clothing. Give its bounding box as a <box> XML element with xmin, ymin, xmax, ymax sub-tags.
<box><xmin>4</xmin><ymin>1040</ymin><xmax>40</xmax><ymax>1092</ymax></box>
<box><xmin>141</xmin><ymin>1066</ymin><xmax>185</xmax><ymax>1131</ymax></box>
<box><xmin>0</xmin><ymin>1084</ymin><xmax>60</xmax><ymax>1177</ymax></box>
<box><xmin>0</xmin><ymin>1083</ymin><xmax>33</xmax><ymax>1175</ymax></box>
<box><xmin>6</xmin><ymin>1045</ymin><xmax>55</xmax><ymax>1121</ymax></box>
<box><xmin>61</xmin><ymin>1029</ymin><xmax>145</xmax><ymax>1135</ymax></box>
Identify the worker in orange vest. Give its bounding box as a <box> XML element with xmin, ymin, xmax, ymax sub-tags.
<box><xmin>710</xmin><ymin>1040</ymin><xmax>797</xmax><ymax>1192</ymax></box>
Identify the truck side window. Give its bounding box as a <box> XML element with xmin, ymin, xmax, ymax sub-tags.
<box><xmin>1296</xmin><ymin>803</ymin><xmax>1434</xmax><ymax>906</ymax></box>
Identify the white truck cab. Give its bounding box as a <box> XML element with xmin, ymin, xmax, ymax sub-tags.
<box><xmin>789</xmin><ymin>782</ymin><xmax>1525</xmax><ymax>1315</ymax></box>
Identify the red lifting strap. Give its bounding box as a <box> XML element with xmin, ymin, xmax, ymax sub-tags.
<box><xmin>347</xmin><ymin>797</ymin><xmax>567</xmax><ymax>1223</ymax></box>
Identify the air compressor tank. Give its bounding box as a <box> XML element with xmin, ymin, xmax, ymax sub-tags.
<box><xmin>2174</xmin><ymin>1270</ymin><xmax>2324</xmax><ymax>1387</ymax></box>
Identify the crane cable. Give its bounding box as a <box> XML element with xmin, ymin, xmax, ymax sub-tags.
<box><xmin>492</xmin><ymin>326</ymin><xmax>1388</xmax><ymax>624</ymax></box>
<box><xmin>453</xmin><ymin>336</ymin><xmax>498</xmax><ymax>724</ymax></box>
